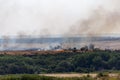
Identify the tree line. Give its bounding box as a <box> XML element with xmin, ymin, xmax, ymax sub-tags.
<box><xmin>0</xmin><ymin>51</ymin><xmax>120</xmax><ymax>74</ymax></box>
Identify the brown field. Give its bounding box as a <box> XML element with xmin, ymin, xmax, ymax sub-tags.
<box><xmin>0</xmin><ymin>50</ymin><xmax>66</xmax><ymax>55</ymax></box>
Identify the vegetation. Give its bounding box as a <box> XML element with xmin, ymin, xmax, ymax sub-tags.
<box><xmin>0</xmin><ymin>74</ymin><xmax>95</xmax><ymax>80</ymax></box>
<box><xmin>0</xmin><ymin>74</ymin><xmax>119</xmax><ymax>80</ymax></box>
<box><xmin>0</xmin><ymin>51</ymin><xmax>120</xmax><ymax>74</ymax></box>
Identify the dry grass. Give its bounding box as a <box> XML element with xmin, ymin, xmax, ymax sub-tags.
<box><xmin>39</xmin><ymin>73</ymin><xmax>119</xmax><ymax>78</ymax></box>
<box><xmin>40</xmin><ymin>73</ymin><xmax>97</xmax><ymax>78</ymax></box>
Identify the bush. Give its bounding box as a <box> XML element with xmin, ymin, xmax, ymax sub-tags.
<box><xmin>97</xmin><ymin>72</ymin><xmax>108</xmax><ymax>78</ymax></box>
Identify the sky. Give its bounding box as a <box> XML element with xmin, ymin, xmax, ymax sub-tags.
<box><xmin>0</xmin><ymin>0</ymin><xmax>120</xmax><ymax>37</ymax></box>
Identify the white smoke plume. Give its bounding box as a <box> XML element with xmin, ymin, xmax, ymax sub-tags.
<box><xmin>0</xmin><ymin>0</ymin><xmax>119</xmax><ymax>37</ymax></box>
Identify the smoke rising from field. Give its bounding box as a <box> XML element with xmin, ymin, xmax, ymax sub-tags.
<box><xmin>67</xmin><ymin>8</ymin><xmax>120</xmax><ymax>37</ymax></box>
<box><xmin>0</xmin><ymin>0</ymin><xmax>120</xmax><ymax>50</ymax></box>
<box><xmin>0</xmin><ymin>0</ymin><xmax>120</xmax><ymax>37</ymax></box>
<box><xmin>64</xmin><ymin>0</ymin><xmax>120</xmax><ymax>48</ymax></box>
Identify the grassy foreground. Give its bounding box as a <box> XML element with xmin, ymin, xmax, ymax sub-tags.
<box><xmin>0</xmin><ymin>74</ymin><xmax>120</xmax><ymax>80</ymax></box>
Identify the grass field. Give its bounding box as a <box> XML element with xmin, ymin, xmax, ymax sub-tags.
<box><xmin>0</xmin><ymin>73</ymin><xmax>120</xmax><ymax>80</ymax></box>
<box><xmin>40</xmin><ymin>73</ymin><xmax>97</xmax><ymax>78</ymax></box>
<box><xmin>40</xmin><ymin>73</ymin><xmax>119</xmax><ymax>78</ymax></box>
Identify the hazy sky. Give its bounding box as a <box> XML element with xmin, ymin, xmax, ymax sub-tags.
<box><xmin>0</xmin><ymin>0</ymin><xmax>119</xmax><ymax>37</ymax></box>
